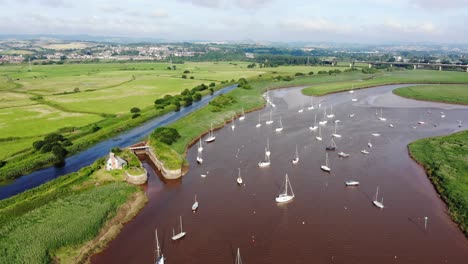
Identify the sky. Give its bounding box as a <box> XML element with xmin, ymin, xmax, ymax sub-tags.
<box><xmin>1</xmin><ymin>0</ymin><xmax>468</xmax><ymax>43</ymax></box>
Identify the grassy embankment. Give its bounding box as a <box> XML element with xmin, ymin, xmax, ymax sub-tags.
<box><xmin>393</xmin><ymin>84</ymin><xmax>468</xmax><ymax>105</ymax></box>
<box><xmin>0</xmin><ymin>149</ymin><xmax>147</xmax><ymax>264</ymax></box>
<box><xmin>302</xmin><ymin>70</ymin><xmax>468</xmax><ymax>95</ymax></box>
<box><xmin>409</xmin><ymin>131</ymin><xmax>468</xmax><ymax>236</ymax></box>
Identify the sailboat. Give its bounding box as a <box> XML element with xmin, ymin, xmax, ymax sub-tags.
<box><xmin>371</xmin><ymin>133</ymin><xmax>381</xmax><ymax>137</ymax></box>
<box><xmin>239</xmin><ymin>108</ymin><xmax>245</xmax><ymax>121</ymax></box>
<box><xmin>338</xmin><ymin>151</ymin><xmax>350</xmax><ymax>158</ymax></box>
<box><xmin>155</xmin><ymin>229</ymin><xmax>165</xmax><ymax>264</ymax></box>
<box><xmin>368</xmin><ymin>140</ymin><xmax>373</xmax><ymax>148</ymax></box>
<box><xmin>319</xmin><ymin>110</ymin><xmax>328</xmax><ymax>125</ymax></box>
<box><xmin>265</xmin><ymin>138</ymin><xmax>271</xmax><ymax>156</ymax></box>
<box><xmin>349</xmin><ymin>113</ymin><xmax>355</xmax><ymax>117</ymax></box>
<box><xmin>332</xmin><ymin>122</ymin><xmax>342</xmax><ymax>138</ymax></box>
<box><xmin>192</xmin><ymin>194</ymin><xmax>199</xmax><ymax>211</ymax></box>
<box><xmin>378</xmin><ymin>108</ymin><xmax>386</xmax><ymax>121</ymax></box>
<box><xmin>275</xmin><ymin>117</ymin><xmax>283</xmax><ymax>132</ymax></box>
<box><xmin>298</xmin><ymin>103</ymin><xmax>304</xmax><ymax>113</ymax></box>
<box><xmin>389</xmin><ymin>124</ymin><xmax>394</xmax><ymax>128</ymax></box>
<box><xmin>237</xmin><ymin>168</ymin><xmax>243</xmax><ymax>185</ymax></box>
<box><xmin>196</xmin><ymin>150</ymin><xmax>203</xmax><ymax>164</ymax></box>
<box><xmin>321</xmin><ymin>152</ymin><xmax>331</xmax><ymax>172</ymax></box>
<box><xmin>171</xmin><ymin>216</ymin><xmax>186</xmax><ymax>240</ymax></box>
<box><xmin>275</xmin><ymin>174</ymin><xmax>295</xmax><ymax>203</ymax></box>
<box><xmin>326</xmin><ymin>105</ymin><xmax>335</xmax><ymax>118</ymax></box>
<box><xmin>256</xmin><ymin>113</ymin><xmax>262</xmax><ymax>128</ymax></box>
<box><xmin>307</xmin><ymin>97</ymin><xmax>314</xmax><ymax>110</ymax></box>
<box><xmin>235</xmin><ymin>248</ymin><xmax>243</xmax><ymax>264</ymax></box>
<box><xmin>345</xmin><ymin>180</ymin><xmax>359</xmax><ymax>186</ymax></box>
<box><xmin>372</xmin><ymin>187</ymin><xmax>384</xmax><ymax>209</ymax></box>
<box><xmin>326</xmin><ymin>138</ymin><xmax>337</xmax><ymax>151</ymax></box>
<box><xmin>258</xmin><ymin>149</ymin><xmax>271</xmax><ymax>167</ymax></box>
<box><xmin>198</xmin><ymin>138</ymin><xmax>203</xmax><ymax>152</ymax></box>
<box><xmin>291</xmin><ymin>145</ymin><xmax>299</xmax><ymax>164</ymax></box>
<box><xmin>351</xmin><ymin>98</ymin><xmax>358</xmax><ymax>102</ymax></box>
<box><xmin>315</xmin><ymin>125</ymin><xmax>323</xmax><ymax>141</ymax></box>
<box><xmin>205</xmin><ymin>123</ymin><xmax>216</xmax><ymax>142</ymax></box>
<box><xmin>266</xmin><ymin>110</ymin><xmax>274</xmax><ymax>125</ymax></box>
<box><xmin>231</xmin><ymin>114</ymin><xmax>236</xmax><ymax>130</ymax></box>
<box><xmin>309</xmin><ymin>113</ymin><xmax>318</xmax><ymax>131</ymax></box>
<box><xmin>361</xmin><ymin>149</ymin><xmax>370</xmax><ymax>154</ymax></box>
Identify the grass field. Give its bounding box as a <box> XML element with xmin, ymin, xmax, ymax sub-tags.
<box><xmin>393</xmin><ymin>84</ymin><xmax>468</xmax><ymax>105</ymax></box>
<box><xmin>409</xmin><ymin>131</ymin><xmax>468</xmax><ymax>236</ymax></box>
<box><xmin>302</xmin><ymin>70</ymin><xmax>468</xmax><ymax>95</ymax></box>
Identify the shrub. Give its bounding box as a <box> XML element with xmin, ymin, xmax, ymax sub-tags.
<box><xmin>151</xmin><ymin>127</ymin><xmax>181</xmax><ymax>145</ymax></box>
<box><xmin>209</xmin><ymin>82</ymin><xmax>216</xmax><ymax>87</ymax></box>
<box><xmin>130</xmin><ymin>107</ymin><xmax>141</xmax><ymax>113</ymax></box>
<box><xmin>132</xmin><ymin>113</ymin><xmax>141</xmax><ymax>119</ymax></box>
<box><xmin>295</xmin><ymin>72</ymin><xmax>305</xmax><ymax>76</ymax></box>
<box><xmin>0</xmin><ymin>160</ymin><xmax>6</xmax><ymax>168</ymax></box>
<box><xmin>183</xmin><ymin>70</ymin><xmax>190</xmax><ymax>74</ymax></box>
<box><xmin>33</xmin><ymin>140</ymin><xmax>45</xmax><ymax>151</ymax></box>
<box><xmin>308</xmin><ymin>71</ymin><xmax>314</xmax><ymax>75</ymax></box>
<box><xmin>190</xmin><ymin>76</ymin><xmax>194</xmax><ymax>79</ymax></box>
<box><xmin>193</xmin><ymin>92</ymin><xmax>202</xmax><ymax>102</ymax></box>
<box><xmin>181</xmin><ymin>75</ymin><xmax>187</xmax><ymax>79</ymax></box>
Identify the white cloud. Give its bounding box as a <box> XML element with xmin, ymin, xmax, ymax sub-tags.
<box><xmin>176</xmin><ymin>0</ymin><xmax>273</xmax><ymax>9</ymax></box>
<box><xmin>381</xmin><ymin>19</ymin><xmax>437</xmax><ymax>34</ymax></box>
<box><xmin>279</xmin><ymin>18</ymin><xmax>352</xmax><ymax>33</ymax></box>
<box><xmin>409</xmin><ymin>0</ymin><xmax>468</xmax><ymax>10</ymax></box>
<box><xmin>152</xmin><ymin>9</ymin><xmax>169</xmax><ymax>18</ymax></box>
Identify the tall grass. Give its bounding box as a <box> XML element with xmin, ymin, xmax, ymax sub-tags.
<box><xmin>0</xmin><ymin>182</ymin><xmax>136</xmax><ymax>264</ymax></box>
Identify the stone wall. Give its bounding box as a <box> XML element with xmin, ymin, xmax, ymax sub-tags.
<box><xmin>143</xmin><ymin>147</ymin><xmax>183</xmax><ymax>180</ymax></box>
<box><xmin>125</xmin><ymin>169</ymin><xmax>148</xmax><ymax>185</ymax></box>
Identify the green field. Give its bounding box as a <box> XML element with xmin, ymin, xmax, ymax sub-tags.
<box><xmin>393</xmin><ymin>84</ymin><xmax>468</xmax><ymax>105</ymax></box>
<box><xmin>409</xmin><ymin>131</ymin><xmax>468</xmax><ymax>235</ymax></box>
<box><xmin>302</xmin><ymin>70</ymin><xmax>468</xmax><ymax>95</ymax></box>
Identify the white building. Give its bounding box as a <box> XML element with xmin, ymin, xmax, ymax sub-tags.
<box><xmin>106</xmin><ymin>152</ymin><xmax>127</xmax><ymax>171</ymax></box>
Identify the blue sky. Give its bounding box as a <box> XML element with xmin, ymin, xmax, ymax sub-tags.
<box><xmin>1</xmin><ymin>0</ymin><xmax>467</xmax><ymax>43</ymax></box>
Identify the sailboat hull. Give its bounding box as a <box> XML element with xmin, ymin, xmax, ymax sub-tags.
<box><xmin>345</xmin><ymin>181</ymin><xmax>359</xmax><ymax>186</ymax></box>
<box><xmin>309</xmin><ymin>126</ymin><xmax>318</xmax><ymax>130</ymax></box>
<box><xmin>205</xmin><ymin>136</ymin><xmax>215</xmax><ymax>143</ymax></box>
<box><xmin>192</xmin><ymin>202</ymin><xmax>199</xmax><ymax>211</ymax></box>
<box><xmin>319</xmin><ymin>121</ymin><xmax>327</xmax><ymax>125</ymax></box>
<box><xmin>332</xmin><ymin>134</ymin><xmax>342</xmax><ymax>138</ymax></box>
<box><xmin>171</xmin><ymin>232</ymin><xmax>186</xmax><ymax>240</ymax></box>
<box><xmin>239</xmin><ymin>116</ymin><xmax>245</xmax><ymax>121</ymax></box>
<box><xmin>275</xmin><ymin>127</ymin><xmax>283</xmax><ymax>132</ymax></box>
<box><xmin>292</xmin><ymin>158</ymin><xmax>299</xmax><ymax>164</ymax></box>
<box><xmin>258</xmin><ymin>162</ymin><xmax>271</xmax><ymax>167</ymax></box>
<box><xmin>237</xmin><ymin>177</ymin><xmax>243</xmax><ymax>185</ymax></box>
<box><xmin>266</xmin><ymin>120</ymin><xmax>273</xmax><ymax>125</ymax></box>
<box><xmin>156</xmin><ymin>256</ymin><xmax>165</xmax><ymax>264</ymax></box>
<box><xmin>321</xmin><ymin>165</ymin><xmax>331</xmax><ymax>172</ymax></box>
<box><xmin>196</xmin><ymin>157</ymin><xmax>203</xmax><ymax>164</ymax></box>
<box><xmin>373</xmin><ymin>201</ymin><xmax>384</xmax><ymax>209</ymax></box>
<box><xmin>275</xmin><ymin>195</ymin><xmax>294</xmax><ymax>203</ymax></box>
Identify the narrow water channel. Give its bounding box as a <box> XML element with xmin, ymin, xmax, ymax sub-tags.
<box><xmin>0</xmin><ymin>84</ymin><xmax>238</xmax><ymax>200</ymax></box>
<box><xmin>92</xmin><ymin>84</ymin><xmax>468</xmax><ymax>264</ymax></box>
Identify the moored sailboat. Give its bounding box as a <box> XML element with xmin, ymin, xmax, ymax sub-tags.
<box><xmin>320</xmin><ymin>152</ymin><xmax>331</xmax><ymax>172</ymax></box>
<box><xmin>205</xmin><ymin>123</ymin><xmax>216</xmax><ymax>142</ymax></box>
<box><xmin>292</xmin><ymin>144</ymin><xmax>299</xmax><ymax>164</ymax></box>
<box><xmin>275</xmin><ymin>117</ymin><xmax>283</xmax><ymax>132</ymax></box>
<box><xmin>155</xmin><ymin>229</ymin><xmax>165</xmax><ymax>264</ymax></box>
<box><xmin>192</xmin><ymin>194</ymin><xmax>199</xmax><ymax>211</ymax></box>
<box><xmin>372</xmin><ymin>186</ymin><xmax>384</xmax><ymax>209</ymax></box>
<box><xmin>309</xmin><ymin>113</ymin><xmax>318</xmax><ymax>131</ymax></box>
<box><xmin>275</xmin><ymin>174</ymin><xmax>295</xmax><ymax>203</ymax></box>
<box><xmin>237</xmin><ymin>168</ymin><xmax>243</xmax><ymax>185</ymax></box>
<box><xmin>171</xmin><ymin>216</ymin><xmax>186</xmax><ymax>240</ymax></box>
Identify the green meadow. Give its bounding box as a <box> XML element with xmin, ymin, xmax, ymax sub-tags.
<box><xmin>393</xmin><ymin>84</ymin><xmax>468</xmax><ymax>105</ymax></box>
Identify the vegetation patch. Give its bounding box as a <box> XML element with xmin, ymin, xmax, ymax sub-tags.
<box><xmin>393</xmin><ymin>84</ymin><xmax>468</xmax><ymax>105</ymax></box>
<box><xmin>409</xmin><ymin>130</ymin><xmax>468</xmax><ymax>236</ymax></box>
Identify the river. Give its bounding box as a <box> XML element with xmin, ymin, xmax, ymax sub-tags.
<box><xmin>0</xmin><ymin>84</ymin><xmax>238</xmax><ymax>200</ymax></box>
<box><xmin>92</xmin><ymin>84</ymin><xmax>468</xmax><ymax>264</ymax></box>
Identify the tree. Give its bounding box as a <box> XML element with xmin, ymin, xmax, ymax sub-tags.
<box><xmin>181</xmin><ymin>89</ymin><xmax>191</xmax><ymax>96</ymax></box>
<box><xmin>172</xmin><ymin>65</ymin><xmax>177</xmax><ymax>70</ymax></box>
<box><xmin>209</xmin><ymin>88</ymin><xmax>214</xmax><ymax>95</ymax></box>
<box><xmin>190</xmin><ymin>76</ymin><xmax>194</xmax><ymax>79</ymax></box>
<box><xmin>52</xmin><ymin>145</ymin><xmax>68</xmax><ymax>159</ymax></box>
<box><xmin>183</xmin><ymin>70</ymin><xmax>190</xmax><ymax>74</ymax></box>
<box><xmin>132</xmin><ymin>113</ymin><xmax>141</xmax><ymax>118</ymax></box>
<box><xmin>33</xmin><ymin>140</ymin><xmax>45</xmax><ymax>151</ymax></box>
<box><xmin>73</xmin><ymin>87</ymin><xmax>80</xmax><ymax>93</ymax></box>
<box><xmin>151</xmin><ymin>127</ymin><xmax>181</xmax><ymax>145</ymax></box>
<box><xmin>308</xmin><ymin>71</ymin><xmax>314</xmax><ymax>75</ymax></box>
<box><xmin>182</xmin><ymin>75</ymin><xmax>187</xmax><ymax>79</ymax></box>
<box><xmin>130</xmin><ymin>107</ymin><xmax>141</xmax><ymax>113</ymax></box>
<box><xmin>0</xmin><ymin>160</ymin><xmax>6</xmax><ymax>168</ymax></box>
<box><xmin>193</xmin><ymin>92</ymin><xmax>202</xmax><ymax>102</ymax></box>
<box><xmin>167</xmin><ymin>66</ymin><xmax>172</xmax><ymax>70</ymax></box>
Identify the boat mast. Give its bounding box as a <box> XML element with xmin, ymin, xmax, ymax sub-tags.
<box><xmin>155</xmin><ymin>229</ymin><xmax>161</xmax><ymax>259</ymax></box>
<box><xmin>295</xmin><ymin>145</ymin><xmax>298</xmax><ymax>159</ymax></box>
<box><xmin>325</xmin><ymin>152</ymin><xmax>329</xmax><ymax>167</ymax></box>
<box><xmin>179</xmin><ymin>216</ymin><xmax>183</xmax><ymax>233</ymax></box>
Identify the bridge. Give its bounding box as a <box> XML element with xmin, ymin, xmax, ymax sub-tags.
<box><xmin>351</xmin><ymin>60</ymin><xmax>468</xmax><ymax>72</ymax></box>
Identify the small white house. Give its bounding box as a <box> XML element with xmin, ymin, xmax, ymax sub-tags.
<box><xmin>106</xmin><ymin>152</ymin><xmax>127</xmax><ymax>171</ymax></box>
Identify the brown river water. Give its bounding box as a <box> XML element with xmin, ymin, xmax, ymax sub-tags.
<box><xmin>92</xmin><ymin>84</ymin><xmax>468</xmax><ymax>264</ymax></box>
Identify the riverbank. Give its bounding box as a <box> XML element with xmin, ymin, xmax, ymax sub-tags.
<box><xmin>409</xmin><ymin>130</ymin><xmax>468</xmax><ymax>236</ymax></box>
<box><xmin>301</xmin><ymin>70</ymin><xmax>468</xmax><ymax>96</ymax></box>
<box><xmin>0</xmin><ymin>150</ymin><xmax>148</xmax><ymax>263</ymax></box>
<box><xmin>393</xmin><ymin>84</ymin><xmax>468</xmax><ymax>105</ymax></box>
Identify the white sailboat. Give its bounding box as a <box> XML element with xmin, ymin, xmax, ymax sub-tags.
<box><xmin>235</xmin><ymin>248</ymin><xmax>243</xmax><ymax>264</ymax></box>
<box><xmin>258</xmin><ymin>149</ymin><xmax>271</xmax><ymax>167</ymax></box>
<box><xmin>345</xmin><ymin>180</ymin><xmax>359</xmax><ymax>186</ymax></box>
<box><xmin>361</xmin><ymin>149</ymin><xmax>370</xmax><ymax>154</ymax></box>
<box><xmin>307</xmin><ymin>97</ymin><xmax>314</xmax><ymax>110</ymax></box>
<box><xmin>239</xmin><ymin>108</ymin><xmax>245</xmax><ymax>121</ymax></box>
<box><xmin>332</xmin><ymin>122</ymin><xmax>342</xmax><ymax>138</ymax></box>
<box><xmin>265</xmin><ymin>138</ymin><xmax>271</xmax><ymax>156</ymax></box>
<box><xmin>319</xmin><ymin>110</ymin><xmax>328</xmax><ymax>125</ymax></box>
<box><xmin>368</xmin><ymin>140</ymin><xmax>373</xmax><ymax>148</ymax></box>
<box><xmin>192</xmin><ymin>194</ymin><xmax>199</xmax><ymax>211</ymax></box>
<box><xmin>155</xmin><ymin>229</ymin><xmax>165</xmax><ymax>264</ymax></box>
<box><xmin>326</xmin><ymin>105</ymin><xmax>335</xmax><ymax>118</ymax></box>
<box><xmin>309</xmin><ymin>113</ymin><xmax>318</xmax><ymax>131</ymax></box>
<box><xmin>371</xmin><ymin>133</ymin><xmax>381</xmax><ymax>137</ymax></box>
<box><xmin>231</xmin><ymin>114</ymin><xmax>236</xmax><ymax>130</ymax></box>
<box><xmin>372</xmin><ymin>186</ymin><xmax>384</xmax><ymax>209</ymax></box>
<box><xmin>275</xmin><ymin>174</ymin><xmax>295</xmax><ymax>203</ymax></box>
<box><xmin>321</xmin><ymin>152</ymin><xmax>331</xmax><ymax>172</ymax></box>
<box><xmin>351</xmin><ymin>98</ymin><xmax>358</xmax><ymax>102</ymax></box>
<box><xmin>196</xmin><ymin>150</ymin><xmax>203</xmax><ymax>164</ymax></box>
<box><xmin>298</xmin><ymin>103</ymin><xmax>304</xmax><ymax>113</ymax></box>
<box><xmin>338</xmin><ymin>151</ymin><xmax>350</xmax><ymax>158</ymax></box>
<box><xmin>205</xmin><ymin>123</ymin><xmax>216</xmax><ymax>142</ymax></box>
<box><xmin>171</xmin><ymin>216</ymin><xmax>186</xmax><ymax>240</ymax></box>
<box><xmin>378</xmin><ymin>108</ymin><xmax>387</xmax><ymax>121</ymax></box>
<box><xmin>266</xmin><ymin>110</ymin><xmax>274</xmax><ymax>125</ymax></box>
<box><xmin>315</xmin><ymin>125</ymin><xmax>323</xmax><ymax>141</ymax></box>
<box><xmin>198</xmin><ymin>138</ymin><xmax>203</xmax><ymax>152</ymax></box>
<box><xmin>389</xmin><ymin>124</ymin><xmax>394</xmax><ymax>128</ymax></box>
<box><xmin>292</xmin><ymin>144</ymin><xmax>299</xmax><ymax>164</ymax></box>
<box><xmin>275</xmin><ymin>117</ymin><xmax>283</xmax><ymax>132</ymax></box>
<box><xmin>237</xmin><ymin>168</ymin><xmax>243</xmax><ymax>185</ymax></box>
<box><xmin>256</xmin><ymin>113</ymin><xmax>262</xmax><ymax>128</ymax></box>
<box><xmin>349</xmin><ymin>113</ymin><xmax>355</xmax><ymax>117</ymax></box>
